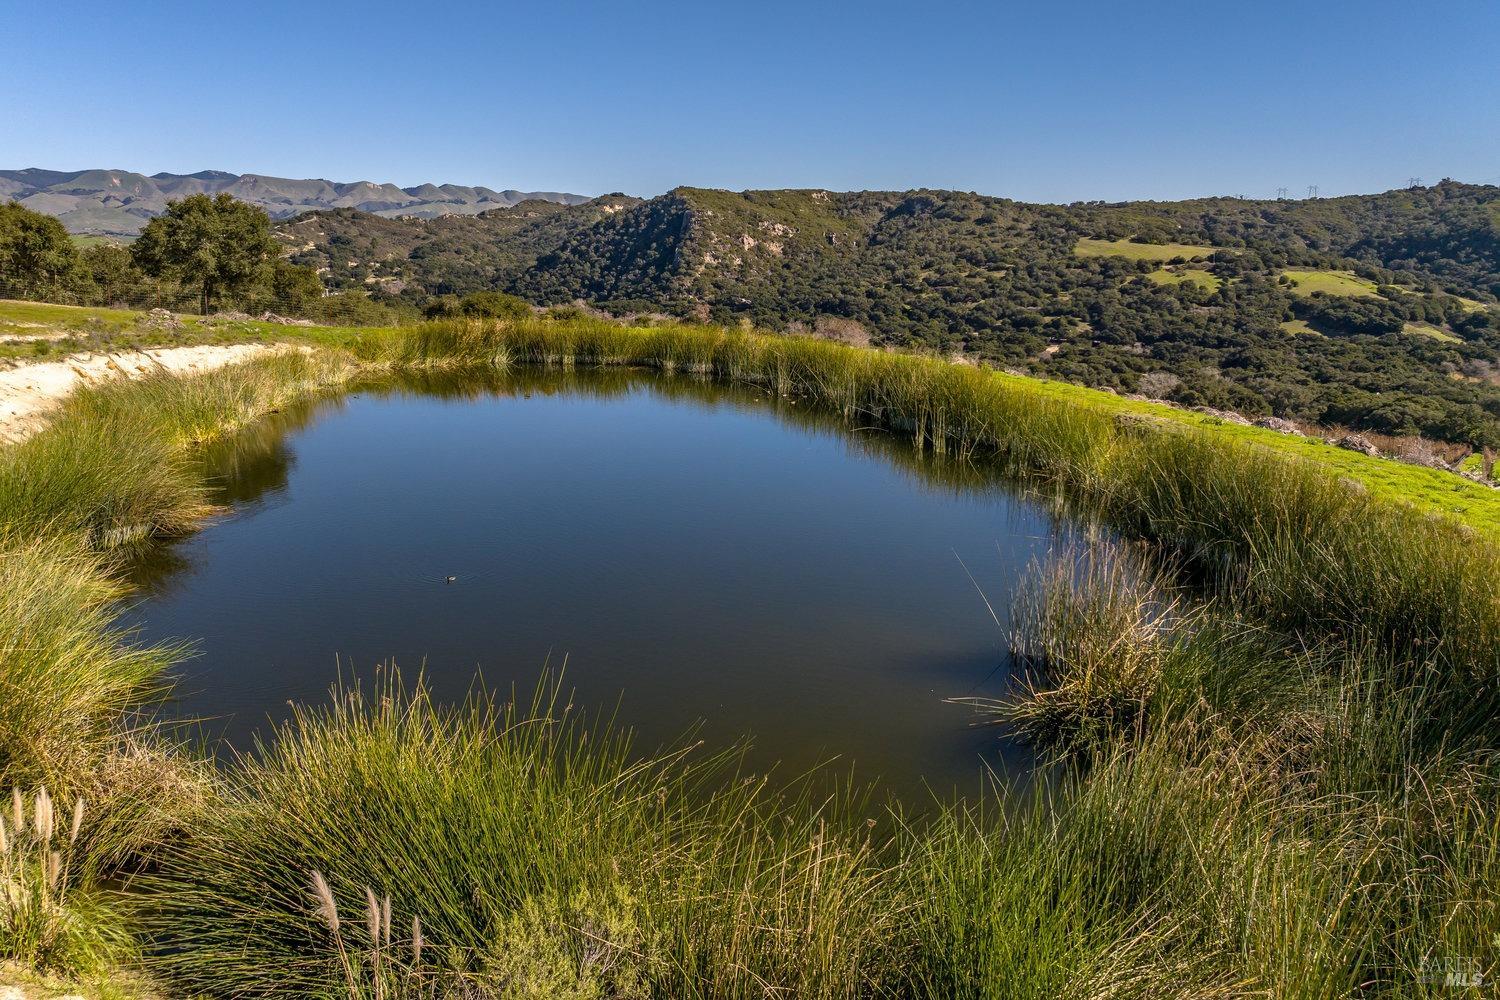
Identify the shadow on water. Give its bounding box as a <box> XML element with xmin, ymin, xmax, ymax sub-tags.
<box><xmin>122</xmin><ymin>396</ymin><xmax>342</xmax><ymax>597</ymax></box>
<box><xmin>372</xmin><ymin>364</ymin><xmax>1067</xmax><ymax>499</ymax></box>
<box><xmin>122</xmin><ymin>364</ymin><xmax>1093</xmax><ymax>804</ymax></box>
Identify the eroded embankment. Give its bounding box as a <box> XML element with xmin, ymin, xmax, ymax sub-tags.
<box><xmin>0</xmin><ymin>344</ymin><xmax>292</xmax><ymax>443</ymax></box>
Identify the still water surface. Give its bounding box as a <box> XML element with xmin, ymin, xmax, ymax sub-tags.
<box><xmin>122</xmin><ymin>369</ymin><xmax>1076</xmax><ymax>800</ymax></box>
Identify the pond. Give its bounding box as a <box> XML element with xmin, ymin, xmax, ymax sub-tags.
<box><xmin>120</xmin><ymin>368</ymin><xmax>1080</xmax><ymax>801</ymax></box>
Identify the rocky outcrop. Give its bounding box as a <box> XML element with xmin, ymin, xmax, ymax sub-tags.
<box><xmin>1254</xmin><ymin>416</ymin><xmax>1302</xmax><ymax>434</ymax></box>
<box><xmin>1191</xmin><ymin>406</ymin><xmax>1251</xmax><ymax>425</ymax></box>
<box><xmin>1333</xmin><ymin>433</ymin><xmax>1381</xmax><ymax>457</ymax></box>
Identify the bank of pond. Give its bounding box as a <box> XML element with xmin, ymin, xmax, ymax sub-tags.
<box><xmin>0</xmin><ymin>319</ymin><xmax>1495</xmax><ymax>997</ymax></box>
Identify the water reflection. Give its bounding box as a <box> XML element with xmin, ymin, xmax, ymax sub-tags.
<box><xmin>120</xmin><ymin>365</ymin><xmax>1081</xmax><ymax>801</ymax></box>
<box><xmin>124</xmin><ymin>398</ymin><xmax>335</xmax><ymax>596</ymax></box>
<box><xmin>367</xmin><ymin>365</ymin><xmax>1029</xmax><ymax>498</ymax></box>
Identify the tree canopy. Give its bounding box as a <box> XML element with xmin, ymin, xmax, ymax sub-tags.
<box><xmin>132</xmin><ymin>194</ymin><xmax>279</xmax><ymax>313</ymax></box>
<box><xmin>0</xmin><ymin>201</ymin><xmax>78</xmax><ymax>300</ymax></box>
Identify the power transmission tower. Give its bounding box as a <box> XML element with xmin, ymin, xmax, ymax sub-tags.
<box><xmin>1306</xmin><ymin>184</ymin><xmax>1319</xmax><ymax>199</ymax></box>
<box><xmin>1407</xmin><ymin>177</ymin><xmax>1423</xmax><ymax>188</ymax></box>
<box><xmin>1276</xmin><ymin>187</ymin><xmax>1288</xmax><ymax>199</ymax></box>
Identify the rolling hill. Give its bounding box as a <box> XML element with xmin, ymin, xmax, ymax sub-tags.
<box><xmin>278</xmin><ymin>181</ymin><xmax>1500</xmax><ymax>446</ymax></box>
<box><xmin>0</xmin><ymin>168</ymin><xmax>590</xmax><ymax>236</ymax></box>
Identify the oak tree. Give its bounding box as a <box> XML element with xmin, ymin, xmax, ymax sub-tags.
<box><xmin>132</xmin><ymin>194</ymin><xmax>278</xmax><ymax>314</ymax></box>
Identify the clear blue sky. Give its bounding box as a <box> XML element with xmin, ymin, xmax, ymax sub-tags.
<box><xmin>4</xmin><ymin>0</ymin><xmax>1497</xmax><ymax>202</ymax></box>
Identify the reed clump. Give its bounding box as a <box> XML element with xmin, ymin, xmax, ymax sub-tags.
<box><xmin>138</xmin><ymin>673</ymin><xmax>896</xmax><ymax>998</ymax></box>
<box><xmin>0</xmin><ymin>787</ymin><xmax>131</xmax><ymax>977</ymax></box>
<box><xmin>941</xmin><ymin>534</ymin><xmax>1500</xmax><ymax>996</ymax></box>
<box><xmin>0</xmin><ymin>530</ymin><xmax>211</xmax><ymax>880</ymax></box>
<box><xmin>959</xmin><ymin>541</ymin><xmax>1181</xmax><ymax>752</ymax></box>
<box><xmin>0</xmin><ymin>533</ymin><xmax>175</xmax><ymax>792</ymax></box>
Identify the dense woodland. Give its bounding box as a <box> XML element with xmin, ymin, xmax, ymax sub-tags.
<box><xmin>4</xmin><ymin>181</ymin><xmax>1500</xmax><ymax>446</ymax></box>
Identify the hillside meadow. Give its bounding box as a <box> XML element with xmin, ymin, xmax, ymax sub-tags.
<box><xmin>1072</xmin><ymin>237</ymin><xmax>1221</xmax><ymax>261</ymax></box>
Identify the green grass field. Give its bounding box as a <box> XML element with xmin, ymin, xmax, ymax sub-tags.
<box><xmin>1280</xmin><ymin>269</ymin><xmax>1381</xmax><ymax>297</ymax></box>
<box><xmin>1403</xmin><ymin>321</ymin><xmax>1462</xmax><ymax>343</ymax></box>
<box><xmin>0</xmin><ymin>299</ymin><xmax>149</xmax><ymax>336</ymax></box>
<box><xmin>1145</xmin><ymin>267</ymin><xmax>1221</xmax><ymax>290</ymax></box>
<box><xmin>1074</xmin><ymin>237</ymin><xmax>1220</xmax><ymax>261</ymax></box>
<box><xmin>1278</xmin><ymin>318</ymin><xmax>1322</xmax><ymax>336</ymax></box>
<box><xmin>0</xmin><ymin>299</ymin><xmax>389</xmax><ymax>363</ymax></box>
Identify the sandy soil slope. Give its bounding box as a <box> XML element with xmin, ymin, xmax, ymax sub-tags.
<box><xmin>0</xmin><ymin>344</ymin><xmax>282</xmax><ymax>442</ymax></box>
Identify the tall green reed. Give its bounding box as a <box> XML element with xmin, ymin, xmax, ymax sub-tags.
<box><xmin>138</xmin><ymin>672</ymin><xmax>898</xmax><ymax>999</ymax></box>
<box><xmin>1</xmin><ymin>786</ymin><xmax>132</xmax><ymax>976</ymax></box>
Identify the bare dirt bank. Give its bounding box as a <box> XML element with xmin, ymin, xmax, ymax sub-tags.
<box><xmin>0</xmin><ymin>344</ymin><xmax>287</xmax><ymax>443</ymax></box>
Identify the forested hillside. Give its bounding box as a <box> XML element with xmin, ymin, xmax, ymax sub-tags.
<box><xmin>280</xmin><ymin>181</ymin><xmax>1500</xmax><ymax>446</ymax></box>
<box><xmin>279</xmin><ymin>195</ymin><xmax>643</xmax><ymax>299</ymax></box>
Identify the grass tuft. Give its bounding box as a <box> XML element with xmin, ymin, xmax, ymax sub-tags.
<box><xmin>138</xmin><ymin>672</ymin><xmax>895</xmax><ymax>998</ymax></box>
<box><xmin>961</xmin><ymin>542</ymin><xmax>1180</xmax><ymax>751</ymax></box>
<box><xmin>1</xmin><ymin>786</ymin><xmax>134</xmax><ymax>978</ymax></box>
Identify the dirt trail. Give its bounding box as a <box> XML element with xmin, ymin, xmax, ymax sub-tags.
<box><xmin>0</xmin><ymin>344</ymin><xmax>283</xmax><ymax>443</ymax></box>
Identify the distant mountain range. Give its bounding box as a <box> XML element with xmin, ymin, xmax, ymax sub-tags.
<box><xmin>0</xmin><ymin>168</ymin><xmax>591</xmax><ymax>235</ymax></box>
